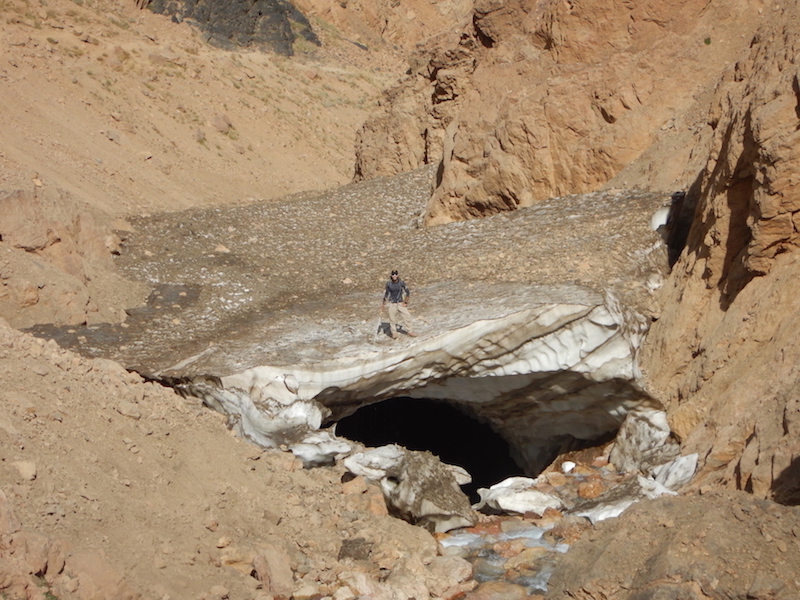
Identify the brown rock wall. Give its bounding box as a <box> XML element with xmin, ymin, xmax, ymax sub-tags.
<box><xmin>0</xmin><ymin>189</ymin><xmax>147</xmax><ymax>328</ymax></box>
<box><xmin>639</xmin><ymin>4</ymin><xmax>800</xmax><ymax>504</ymax></box>
<box><xmin>353</xmin><ymin>0</ymin><xmax>763</xmax><ymax>226</ymax></box>
<box><xmin>294</xmin><ymin>0</ymin><xmax>472</xmax><ymax>52</ymax></box>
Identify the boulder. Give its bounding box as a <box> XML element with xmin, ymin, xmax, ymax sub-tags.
<box><xmin>0</xmin><ymin>188</ymin><xmax>147</xmax><ymax>328</ymax></box>
<box><xmin>344</xmin><ymin>445</ymin><xmax>476</xmax><ymax>533</ymax></box>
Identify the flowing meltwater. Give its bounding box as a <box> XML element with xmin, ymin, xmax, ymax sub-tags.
<box><xmin>439</xmin><ymin>518</ymin><xmax>569</xmax><ymax>594</ymax></box>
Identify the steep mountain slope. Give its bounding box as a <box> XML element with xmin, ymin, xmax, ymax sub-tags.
<box><xmin>0</xmin><ymin>0</ymin><xmax>403</xmax><ymax>328</ymax></box>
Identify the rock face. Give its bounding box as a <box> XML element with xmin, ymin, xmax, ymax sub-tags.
<box><xmin>639</xmin><ymin>2</ymin><xmax>800</xmax><ymax>505</ymax></box>
<box><xmin>146</xmin><ymin>0</ymin><xmax>320</xmax><ymax>55</ymax></box>
<box><xmin>353</xmin><ymin>0</ymin><xmax>762</xmax><ymax>225</ymax></box>
<box><xmin>0</xmin><ymin>189</ymin><xmax>148</xmax><ymax>328</ymax></box>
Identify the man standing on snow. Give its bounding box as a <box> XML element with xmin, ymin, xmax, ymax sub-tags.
<box><xmin>382</xmin><ymin>270</ymin><xmax>417</xmax><ymax>338</ymax></box>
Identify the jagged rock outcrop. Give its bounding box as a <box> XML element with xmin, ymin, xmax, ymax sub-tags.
<box><xmin>146</xmin><ymin>0</ymin><xmax>320</xmax><ymax>55</ymax></box>
<box><xmin>639</xmin><ymin>2</ymin><xmax>800</xmax><ymax>505</ymax></box>
<box><xmin>353</xmin><ymin>0</ymin><xmax>763</xmax><ymax>225</ymax></box>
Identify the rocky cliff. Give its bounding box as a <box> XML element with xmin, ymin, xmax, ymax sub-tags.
<box><xmin>145</xmin><ymin>0</ymin><xmax>320</xmax><ymax>55</ymax></box>
<box><xmin>353</xmin><ymin>0</ymin><xmax>766</xmax><ymax>225</ymax></box>
<box><xmin>639</xmin><ymin>3</ymin><xmax>800</xmax><ymax>504</ymax></box>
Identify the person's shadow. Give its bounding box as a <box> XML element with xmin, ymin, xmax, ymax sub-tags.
<box><xmin>377</xmin><ymin>321</ymin><xmax>394</xmax><ymax>338</ymax></box>
<box><xmin>376</xmin><ymin>321</ymin><xmax>413</xmax><ymax>339</ymax></box>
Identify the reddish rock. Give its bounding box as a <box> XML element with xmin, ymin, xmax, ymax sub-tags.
<box><xmin>491</xmin><ymin>539</ymin><xmax>526</xmax><ymax>559</ymax></box>
<box><xmin>9</xmin><ymin>530</ymin><xmax>66</xmax><ymax>577</ymax></box>
<box><xmin>577</xmin><ymin>479</ymin><xmax>606</xmax><ymax>500</ymax></box>
<box><xmin>0</xmin><ymin>491</ymin><xmax>20</xmax><ymax>536</ymax></box>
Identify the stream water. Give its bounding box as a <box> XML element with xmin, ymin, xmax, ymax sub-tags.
<box><xmin>436</xmin><ymin>455</ymin><xmax>630</xmax><ymax>596</ymax></box>
<box><xmin>440</xmin><ymin>519</ymin><xmax>569</xmax><ymax>595</ymax></box>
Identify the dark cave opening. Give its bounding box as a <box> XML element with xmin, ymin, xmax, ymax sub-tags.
<box><xmin>334</xmin><ymin>397</ymin><xmax>523</xmax><ymax>503</ymax></box>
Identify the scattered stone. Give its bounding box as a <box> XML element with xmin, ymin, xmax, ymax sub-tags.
<box><xmin>7</xmin><ymin>34</ymin><xmax>28</xmax><ymax>46</ymax></box>
<box><xmin>338</xmin><ymin>537</ymin><xmax>372</xmax><ymax>561</ymax></box>
<box><xmin>11</xmin><ymin>460</ymin><xmax>36</xmax><ymax>481</ymax></box>
<box><xmin>463</xmin><ymin>580</ymin><xmax>528</xmax><ymax>600</ymax></box>
<box><xmin>292</xmin><ymin>581</ymin><xmax>322</xmax><ymax>600</ymax></box>
<box><xmin>0</xmin><ymin>491</ymin><xmax>21</xmax><ymax>535</ymax></box>
<box><xmin>65</xmin><ymin>552</ymin><xmax>139</xmax><ymax>600</ymax></box>
<box><xmin>208</xmin><ymin>584</ymin><xmax>229</xmax><ymax>599</ymax></box>
<box><xmin>332</xmin><ymin>586</ymin><xmax>356</xmax><ymax>600</ymax></box>
<box><xmin>211</xmin><ymin>114</ymin><xmax>232</xmax><ymax>134</ymax></box>
<box><xmin>31</xmin><ymin>363</ymin><xmax>48</xmax><ymax>376</ymax></box>
<box><xmin>424</xmin><ymin>555</ymin><xmax>473</xmax><ymax>596</ymax></box>
<box><xmin>115</xmin><ymin>401</ymin><xmax>141</xmax><ymax>420</ymax></box>
<box><xmin>576</xmin><ymin>479</ymin><xmax>605</xmax><ymax>499</ymax></box>
<box><xmin>341</xmin><ymin>475</ymin><xmax>368</xmax><ymax>496</ymax></box>
<box><xmin>253</xmin><ymin>545</ymin><xmax>294</xmax><ymax>598</ymax></box>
